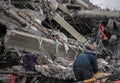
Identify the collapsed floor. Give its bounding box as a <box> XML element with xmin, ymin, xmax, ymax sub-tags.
<box><xmin>0</xmin><ymin>0</ymin><xmax>120</xmax><ymax>83</ymax></box>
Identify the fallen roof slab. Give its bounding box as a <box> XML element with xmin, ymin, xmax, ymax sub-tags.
<box><xmin>5</xmin><ymin>30</ymin><xmax>79</xmax><ymax>60</ymax></box>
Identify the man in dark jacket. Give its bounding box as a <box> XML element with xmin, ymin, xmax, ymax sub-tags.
<box><xmin>73</xmin><ymin>44</ymin><xmax>98</xmax><ymax>82</ymax></box>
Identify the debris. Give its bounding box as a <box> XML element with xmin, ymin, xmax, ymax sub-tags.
<box><xmin>0</xmin><ymin>0</ymin><xmax>120</xmax><ymax>82</ymax></box>
<box><xmin>77</xmin><ymin>10</ymin><xmax>120</xmax><ymax>18</ymax></box>
<box><xmin>109</xmin><ymin>35</ymin><xmax>117</xmax><ymax>44</ymax></box>
<box><xmin>5</xmin><ymin>30</ymin><xmax>79</xmax><ymax>60</ymax></box>
<box><xmin>48</xmin><ymin>0</ymin><xmax>58</xmax><ymax>11</ymax></box>
<box><xmin>75</xmin><ymin>0</ymin><xmax>91</xmax><ymax>9</ymax></box>
<box><xmin>53</xmin><ymin>13</ymin><xmax>86</xmax><ymax>43</ymax></box>
<box><xmin>66</xmin><ymin>4</ymin><xmax>81</xmax><ymax>10</ymax></box>
<box><xmin>18</xmin><ymin>11</ymin><xmax>48</xmax><ymax>36</ymax></box>
<box><xmin>58</xmin><ymin>4</ymin><xmax>72</xmax><ymax>16</ymax></box>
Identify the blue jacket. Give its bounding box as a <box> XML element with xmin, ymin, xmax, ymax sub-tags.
<box><xmin>73</xmin><ymin>51</ymin><xmax>98</xmax><ymax>73</ymax></box>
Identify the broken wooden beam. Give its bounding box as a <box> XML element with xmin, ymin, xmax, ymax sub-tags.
<box><xmin>77</xmin><ymin>10</ymin><xmax>120</xmax><ymax>18</ymax></box>
<box><xmin>53</xmin><ymin>13</ymin><xmax>86</xmax><ymax>43</ymax></box>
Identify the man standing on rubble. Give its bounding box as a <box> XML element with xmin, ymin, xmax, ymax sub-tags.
<box><xmin>73</xmin><ymin>43</ymin><xmax>98</xmax><ymax>82</ymax></box>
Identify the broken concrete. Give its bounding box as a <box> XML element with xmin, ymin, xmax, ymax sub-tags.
<box><xmin>0</xmin><ymin>0</ymin><xmax>120</xmax><ymax>82</ymax></box>
<box><xmin>77</xmin><ymin>10</ymin><xmax>120</xmax><ymax>18</ymax></box>
<box><xmin>5</xmin><ymin>30</ymin><xmax>79</xmax><ymax>60</ymax></box>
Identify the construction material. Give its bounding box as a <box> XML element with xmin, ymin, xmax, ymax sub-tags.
<box><xmin>75</xmin><ymin>0</ymin><xmax>91</xmax><ymax>9</ymax></box>
<box><xmin>53</xmin><ymin>13</ymin><xmax>86</xmax><ymax>43</ymax></box>
<box><xmin>5</xmin><ymin>30</ymin><xmax>79</xmax><ymax>60</ymax></box>
<box><xmin>58</xmin><ymin>4</ymin><xmax>72</xmax><ymax>16</ymax></box>
<box><xmin>18</xmin><ymin>11</ymin><xmax>48</xmax><ymax>36</ymax></box>
<box><xmin>77</xmin><ymin>10</ymin><xmax>120</xmax><ymax>18</ymax></box>
<box><xmin>0</xmin><ymin>71</ymin><xmax>40</xmax><ymax>77</ymax></box>
<box><xmin>0</xmin><ymin>0</ymin><xmax>120</xmax><ymax>82</ymax></box>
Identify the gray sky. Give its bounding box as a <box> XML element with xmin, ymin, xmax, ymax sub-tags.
<box><xmin>91</xmin><ymin>0</ymin><xmax>120</xmax><ymax>10</ymax></box>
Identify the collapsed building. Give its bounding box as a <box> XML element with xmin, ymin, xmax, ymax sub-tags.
<box><xmin>0</xmin><ymin>0</ymin><xmax>120</xmax><ymax>83</ymax></box>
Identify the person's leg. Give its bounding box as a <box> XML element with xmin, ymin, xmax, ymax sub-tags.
<box><xmin>73</xmin><ymin>67</ymin><xmax>83</xmax><ymax>81</ymax></box>
<box><xmin>82</xmin><ymin>68</ymin><xmax>92</xmax><ymax>80</ymax></box>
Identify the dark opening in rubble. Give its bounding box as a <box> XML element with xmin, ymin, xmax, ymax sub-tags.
<box><xmin>11</xmin><ymin>0</ymin><xmax>35</xmax><ymax>10</ymax></box>
<box><xmin>0</xmin><ymin>23</ymin><xmax>7</xmax><ymax>37</ymax></box>
<box><xmin>0</xmin><ymin>51</ymin><xmax>19</xmax><ymax>69</ymax></box>
<box><xmin>0</xmin><ymin>24</ymin><xmax>16</xmax><ymax>69</ymax></box>
<box><xmin>0</xmin><ymin>23</ymin><xmax>7</xmax><ymax>54</ymax></box>
<box><xmin>42</xmin><ymin>18</ymin><xmax>73</xmax><ymax>38</ymax></box>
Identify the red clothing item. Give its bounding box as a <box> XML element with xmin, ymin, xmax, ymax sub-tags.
<box><xmin>10</xmin><ymin>74</ymin><xmax>16</xmax><ymax>83</ymax></box>
<box><xmin>114</xmin><ymin>80</ymin><xmax>120</xmax><ymax>83</ymax></box>
<box><xmin>100</xmin><ymin>24</ymin><xmax>108</xmax><ymax>40</ymax></box>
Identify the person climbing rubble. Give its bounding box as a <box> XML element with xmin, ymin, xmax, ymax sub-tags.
<box><xmin>73</xmin><ymin>42</ymin><xmax>98</xmax><ymax>82</ymax></box>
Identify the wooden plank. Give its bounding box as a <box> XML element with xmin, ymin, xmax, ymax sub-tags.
<box><xmin>53</xmin><ymin>13</ymin><xmax>86</xmax><ymax>43</ymax></box>
<box><xmin>94</xmin><ymin>72</ymin><xmax>111</xmax><ymax>83</ymax></box>
<box><xmin>77</xmin><ymin>10</ymin><xmax>120</xmax><ymax>18</ymax></box>
<box><xmin>58</xmin><ymin>4</ymin><xmax>72</xmax><ymax>16</ymax></box>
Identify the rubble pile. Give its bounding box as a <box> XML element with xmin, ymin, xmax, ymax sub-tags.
<box><xmin>36</xmin><ymin>56</ymin><xmax>74</xmax><ymax>80</ymax></box>
<box><xmin>0</xmin><ymin>0</ymin><xmax>120</xmax><ymax>82</ymax></box>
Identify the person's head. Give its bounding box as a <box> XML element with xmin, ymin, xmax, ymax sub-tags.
<box><xmin>85</xmin><ymin>42</ymin><xmax>98</xmax><ymax>51</ymax></box>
